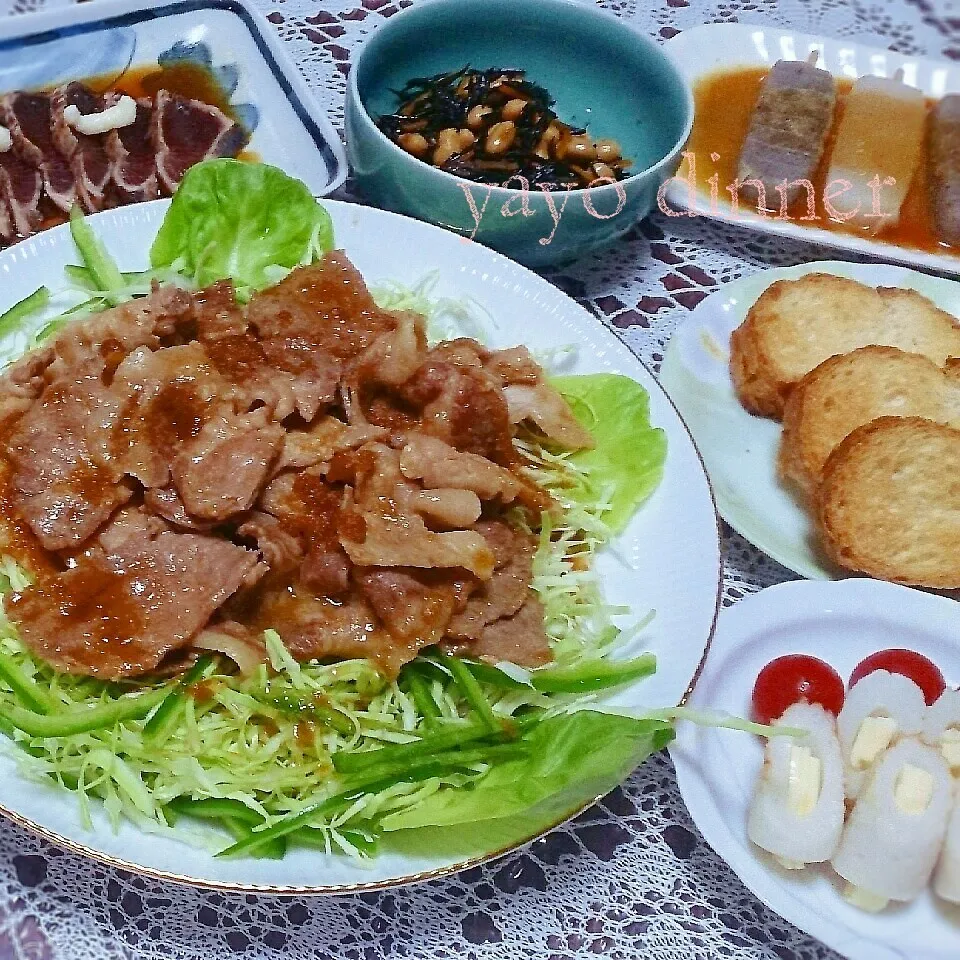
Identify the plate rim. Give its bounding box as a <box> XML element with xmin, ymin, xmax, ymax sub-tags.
<box><xmin>664</xmin><ymin>22</ymin><xmax>960</xmax><ymax>278</ymax></box>
<box><xmin>0</xmin><ymin>0</ymin><xmax>348</xmax><ymax>197</ymax></box>
<box><xmin>0</xmin><ymin>197</ymin><xmax>723</xmax><ymax>894</ymax></box>
<box><xmin>670</xmin><ymin>577</ymin><xmax>960</xmax><ymax>960</ymax></box>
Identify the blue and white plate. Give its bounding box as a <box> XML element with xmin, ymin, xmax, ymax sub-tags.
<box><xmin>0</xmin><ymin>0</ymin><xmax>346</xmax><ymax>198</ymax></box>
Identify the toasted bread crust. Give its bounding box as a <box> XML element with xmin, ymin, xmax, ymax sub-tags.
<box><xmin>817</xmin><ymin>416</ymin><xmax>960</xmax><ymax>587</ymax></box>
<box><xmin>778</xmin><ymin>346</ymin><xmax>960</xmax><ymax>500</ymax></box>
<box><xmin>730</xmin><ymin>274</ymin><xmax>960</xmax><ymax>419</ymax></box>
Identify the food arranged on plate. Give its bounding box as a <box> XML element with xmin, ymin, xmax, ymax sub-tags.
<box><xmin>684</xmin><ymin>59</ymin><xmax>956</xmax><ymax>245</ymax></box>
<box><xmin>662</xmin><ymin>16</ymin><xmax>960</xmax><ymax>279</ymax></box>
<box><xmin>671</xmin><ymin>579</ymin><xmax>960</xmax><ymax>958</ymax></box>
<box><xmin>345</xmin><ymin>0</ymin><xmax>695</xmax><ymax>266</ymax></box>
<box><xmin>376</xmin><ymin>66</ymin><xmax>631</xmax><ymax>188</ymax></box>
<box><xmin>0</xmin><ymin>159</ymin><xmax>680</xmax><ymax>861</ymax></box>
<box><xmin>729</xmin><ymin>271</ymin><xmax>960</xmax><ymax>586</ymax></box>
<box><xmin>0</xmin><ymin>62</ymin><xmax>250</xmax><ymax>247</ymax></box>
<box><xmin>747</xmin><ymin>648</ymin><xmax>960</xmax><ymax>912</ymax></box>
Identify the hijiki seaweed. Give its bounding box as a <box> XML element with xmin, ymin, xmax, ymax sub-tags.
<box><xmin>376</xmin><ymin>66</ymin><xmax>632</xmax><ymax>188</ymax></box>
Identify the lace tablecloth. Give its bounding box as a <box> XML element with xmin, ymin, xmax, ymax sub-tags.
<box><xmin>1</xmin><ymin>0</ymin><xmax>957</xmax><ymax>956</ymax></box>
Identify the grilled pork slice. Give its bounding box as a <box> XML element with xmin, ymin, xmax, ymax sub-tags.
<box><xmin>152</xmin><ymin>90</ymin><xmax>247</xmax><ymax>194</ymax></box>
<box><xmin>105</xmin><ymin>93</ymin><xmax>159</xmax><ymax>202</ymax></box>
<box><xmin>779</xmin><ymin>346</ymin><xmax>960</xmax><ymax>499</ymax></box>
<box><xmin>5</xmin><ymin>375</ymin><xmax>135</xmax><ymax>551</ymax></box>
<box><xmin>51</xmin><ymin>82</ymin><xmax>113</xmax><ymax>213</ymax></box>
<box><xmin>7</xmin><ymin>508</ymin><xmax>259</xmax><ymax>678</ymax></box>
<box><xmin>730</xmin><ymin>273</ymin><xmax>960</xmax><ymax>418</ymax></box>
<box><xmin>737</xmin><ymin>59</ymin><xmax>837</xmax><ymax>213</ymax></box>
<box><xmin>817</xmin><ymin>416</ymin><xmax>960</xmax><ymax>587</ymax></box>
<box><xmin>929</xmin><ymin>95</ymin><xmax>960</xmax><ymax>247</ymax></box>
<box><xmin>465</xmin><ymin>596</ymin><xmax>552</xmax><ymax>667</ymax></box>
<box><xmin>170</xmin><ymin>411</ymin><xmax>285</xmax><ymax>521</ymax></box>
<box><xmin>445</xmin><ymin>521</ymin><xmax>535</xmax><ymax>642</ymax></box>
<box><xmin>247</xmin><ymin>253</ymin><xmax>398</xmax><ymax>360</ymax></box>
<box><xmin>0</xmin><ymin>251</ymin><xmax>566</xmax><ymax>681</ymax></box>
<box><xmin>1</xmin><ymin>91</ymin><xmax>77</xmax><ymax>212</ymax></box>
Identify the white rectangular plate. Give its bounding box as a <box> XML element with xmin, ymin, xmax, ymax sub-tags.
<box><xmin>0</xmin><ymin>0</ymin><xmax>347</xmax><ymax>201</ymax></box>
<box><xmin>664</xmin><ymin>23</ymin><xmax>960</xmax><ymax>276</ymax></box>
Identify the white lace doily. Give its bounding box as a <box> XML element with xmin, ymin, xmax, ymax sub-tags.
<box><xmin>0</xmin><ymin>0</ymin><xmax>955</xmax><ymax>956</ymax></box>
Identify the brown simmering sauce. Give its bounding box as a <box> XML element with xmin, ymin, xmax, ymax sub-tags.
<box><xmin>680</xmin><ymin>66</ymin><xmax>951</xmax><ymax>255</ymax></box>
<box><xmin>105</xmin><ymin>63</ymin><xmax>233</xmax><ymax>115</ymax></box>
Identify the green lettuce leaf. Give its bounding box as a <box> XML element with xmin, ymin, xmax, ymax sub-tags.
<box><xmin>150</xmin><ymin>159</ymin><xmax>334</xmax><ymax>297</ymax></box>
<box><xmin>380</xmin><ymin>711</ymin><xmax>673</xmax><ymax>832</ymax></box>
<box><xmin>554</xmin><ymin>373</ymin><xmax>667</xmax><ymax>534</ymax></box>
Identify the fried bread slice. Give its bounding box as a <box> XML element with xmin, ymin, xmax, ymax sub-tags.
<box><xmin>779</xmin><ymin>346</ymin><xmax>960</xmax><ymax>500</ymax></box>
<box><xmin>817</xmin><ymin>416</ymin><xmax>960</xmax><ymax>587</ymax></box>
<box><xmin>730</xmin><ymin>274</ymin><xmax>960</xmax><ymax>417</ymax></box>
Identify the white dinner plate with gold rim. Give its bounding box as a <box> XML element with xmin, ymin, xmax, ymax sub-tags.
<box><xmin>0</xmin><ymin>199</ymin><xmax>721</xmax><ymax>892</ymax></box>
<box><xmin>659</xmin><ymin>258</ymin><xmax>960</xmax><ymax>581</ymax></box>
<box><xmin>664</xmin><ymin>23</ymin><xmax>960</xmax><ymax>278</ymax></box>
<box><xmin>671</xmin><ymin>579</ymin><xmax>960</xmax><ymax>960</ymax></box>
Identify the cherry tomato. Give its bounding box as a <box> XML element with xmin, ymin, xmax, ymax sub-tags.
<box><xmin>849</xmin><ymin>649</ymin><xmax>946</xmax><ymax>706</ymax></box>
<box><xmin>751</xmin><ymin>654</ymin><xmax>846</xmax><ymax>725</ymax></box>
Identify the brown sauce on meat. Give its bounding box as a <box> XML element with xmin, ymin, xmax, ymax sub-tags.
<box><xmin>281</xmin><ymin>277</ymin><xmax>394</xmax><ymax>360</ymax></box>
<box><xmin>287</xmin><ymin>472</ymin><xmax>342</xmax><ymax>551</ymax></box>
<box><xmin>262</xmin><ymin>337</ymin><xmax>320</xmax><ymax>376</ymax></box>
<box><xmin>112</xmin><ymin>382</ymin><xmax>210</xmax><ymax>462</ymax></box>
<box><xmin>363</xmin><ymin>391</ymin><xmax>419</xmax><ymax>430</ymax></box>
<box><xmin>68</xmin><ymin>458</ymin><xmax>114</xmax><ymax>505</ymax></box>
<box><xmin>146</xmin><ymin>383</ymin><xmax>208</xmax><ymax>451</ymax></box>
<box><xmin>683</xmin><ymin>67</ymin><xmax>951</xmax><ymax>255</ymax></box>
<box><xmin>205</xmin><ymin>333</ymin><xmax>268</xmax><ymax>379</ymax></box>
<box><xmin>9</xmin><ymin>557</ymin><xmax>145</xmax><ymax>663</ymax></box>
<box><xmin>25</xmin><ymin>62</ymin><xmax>246</xmax><ymax>236</ymax></box>
<box><xmin>0</xmin><ymin>474</ymin><xmax>56</xmax><ymax>578</ymax></box>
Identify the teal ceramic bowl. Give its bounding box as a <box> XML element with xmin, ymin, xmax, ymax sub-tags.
<box><xmin>344</xmin><ymin>0</ymin><xmax>694</xmax><ymax>267</ymax></box>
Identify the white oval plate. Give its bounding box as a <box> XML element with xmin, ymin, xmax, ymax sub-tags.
<box><xmin>671</xmin><ymin>579</ymin><xmax>960</xmax><ymax>960</ymax></box>
<box><xmin>665</xmin><ymin>23</ymin><xmax>960</xmax><ymax>278</ymax></box>
<box><xmin>0</xmin><ymin>199</ymin><xmax>721</xmax><ymax>892</ymax></box>
<box><xmin>659</xmin><ymin>258</ymin><xmax>960</xmax><ymax>580</ymax></box>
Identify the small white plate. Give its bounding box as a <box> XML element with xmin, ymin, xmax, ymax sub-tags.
<box><xmin>0</xmin><ymin>198</ymin><xmax>721</xmax><ymax>892</ymax></box>
<box><xmin>664</xmin><ymin>23</ymin><xmax>960</xmax><ymax>277</ymax></box>
<box><xmin>671</xmin><ymin>579</ymin><xmax>960</xmax><ymax>960</ymax></box>
<box><xmin>659</xmin><ymin>258</ymin><xmax>960</xmax><ymax>579</ymax></box>
<box><xmin>0</xmin><ymin>0</ymin><xmax>347</xmax><ymax>200</ymax></box>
